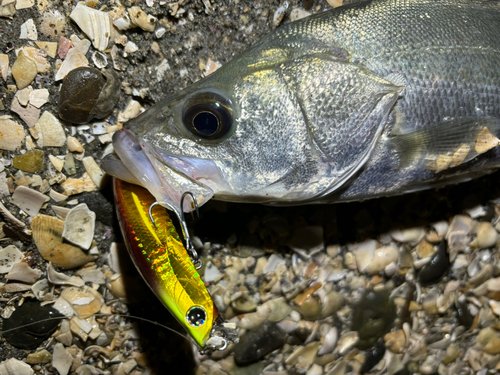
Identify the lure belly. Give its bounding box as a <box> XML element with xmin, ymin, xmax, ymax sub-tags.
<box><xmin>113</xmin><ymin>178</ymin><xmax>222</xmax><ymax>348</ymax></box>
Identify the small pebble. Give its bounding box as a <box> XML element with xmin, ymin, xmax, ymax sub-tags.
<box><xmin>352</xmin><ymin>289</ymin><xmax>396</xmax><ymax>349</ymax></box>
<box><xmin>360</xmin><ymin>341</ymin><xmax>386</xmax><ymax>374</ymax></box>
<box><xmin>233</xmin><ymin>322</ymin><xmax>286</xmax><ymax>366</ymax></box>
<box><xmin>59</xmin><ymin>67</ymin><xmax>120</xmax><ymax>124</ymax></box>
<box><xmin>3</xmin><ymin>299</ymin><xmax>63</xmax><ymax>349</ymax></box>
<box><xmin>418</xmin><ymin>241</ymin><xmax>450</xmax><ymax>285</ymax></box>
<box><xmin>476</xmin><ymin>222</ymin><xmax>498</xmax><ymax>249</ymax></box>
<box><xmin>26</xmin><ymin>349</ymin><xmax>52</xmax><ymax>364</ymax></box>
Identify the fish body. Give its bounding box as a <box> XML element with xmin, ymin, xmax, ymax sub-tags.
<box><xmin>105</xmin><ymin>0</ymin><xmax>500</xmax><ymax>210</ymax></box>
<box><xmin>113</xmin><ymin>178</ymin><xmax>219</xmax><ymax>347</ymax></box>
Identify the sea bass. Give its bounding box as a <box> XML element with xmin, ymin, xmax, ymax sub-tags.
<box><xmin>104</xmin><ymin>0</ymin><xmax>500</xmax><ymax>212</ymax></box>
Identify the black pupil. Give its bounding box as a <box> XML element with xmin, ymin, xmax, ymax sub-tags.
<box><xmin>193</xmin><ymin>111</ymin><xmax>219</xmax><ymax>136</ymax></box>
<box><xmin>188</xmin><ymin>307</ymin><xmax>206</xmax><ymax>326</ymax></box>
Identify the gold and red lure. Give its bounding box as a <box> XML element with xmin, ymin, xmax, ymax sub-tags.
<box><xmin>113</xmin><ymin>178</ymin><xmax>237</xmax><ymax>351</ymax></box>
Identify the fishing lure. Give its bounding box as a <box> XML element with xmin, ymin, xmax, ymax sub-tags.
<box><xmin>113</xmin><ymin>178</ymin><xmax>237</xmax><ymax>350</ymax></box>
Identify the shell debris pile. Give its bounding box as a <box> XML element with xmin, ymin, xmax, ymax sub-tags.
<box><xmin>0</xmin><ymin>0</ymin><xmax>499</xmax><ymax>374</ymax></box>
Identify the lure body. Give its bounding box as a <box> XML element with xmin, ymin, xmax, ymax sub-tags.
<box><xmin>113</xmin><ymin>178</ymin><xmax>218</xmax><ymax>347</ymax></box>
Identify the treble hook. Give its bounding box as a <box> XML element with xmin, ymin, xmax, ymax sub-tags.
<box><xmin>180</xmin><ymin>192</ymin><xmax>202</xmax><ymax>270</ymax></box>
<box><xmin>148</xmin><ymin>194</ymin><xmax>203</xmax><ymax>270</ymax></box>
<box><xmin>181</xmin><ymin>192</ymin><xmax>200</xmax><ymax>222</ymax></box>
<box><xmin>148</xmin><ymin>202</ymin><xmax>160</xmax><ymax>230</ymax></box>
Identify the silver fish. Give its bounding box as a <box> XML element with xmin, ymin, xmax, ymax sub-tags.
<box><xmin>103</xmin><ymin>0</ymin><xmax>500</xmax><ymax>211</ymax></box>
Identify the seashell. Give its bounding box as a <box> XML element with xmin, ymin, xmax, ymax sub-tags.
<box><xmin>29</xmin><ymin>89</ymin><xmax>49</xmax><ymax>108</ymax></box>
<box><xmin>390</xmin><ymin>226</ymin><xmax>425</xmax><ymax>245</ymax></box>
<box><xmin>20</xmin><ymin>19</ymin><xmax>37</xmax><ymax>40</ymax></box>
<box><xmin>60</xmin><ymin>173</ymin><xmax>97</xmax><ymax>196</ymax></box>
<box><xmin>82</xmin><ymin>157</ymin><xmax>106</xmax><ymax>189</ymax></box>
<box><xmin>47</xmin><ymin>262</ymin><xmax>84</xmax><ymax>286</ymax></box>
<box><xmin>0</xmin><ymin>245</ymin><xmax>24</xmax><ymax>273</ymax></box>
<box><xmin>284</xmin><ymin>341</ymin><xmax>320</xmax><ymax>372</ymax></box>
<box><xmin>384</xmin><ymin>329</ymin><xmax>406</xmax><ymax>353</ymax></box>
<box><xmin>109</xmin><ymin>273</ymin><xmax>127</xmax><ymax>299</ymax></box>
<box><xmin>32</xmin><ymin>214</ymin><xmax>94</xmax><ymax>269</ymax></box>
<box><xmin>258</xmin><ymin>297</ymin><xmax>292</xmax><ymax>323</ymax></box>
<box><xmin>0</xmin><ymin>358</ymin><xmax>34</xmax><ymax>375</ymax></box>
<box><xmin>5</xmin><ymin>262</ymin><xmax>41</xmax><ymax>283</ymax></box>
<box><xmin>31</xmin><ymin>279</ymin><xmax>50</xmax><ymax>300</ymax></box>
<box><xmin>61</xmin><ymin>286</ymin><xmax>104</xmax><ymax>317</ymax></box>
<box><xmin>92</xmin><ymin>51</ymin><xmax>107</xmax><ymax>69</ymax></box>
<box><xmin>67</xmin><ymin>136</ymin><xmax>84</xmax><ymax>153</ymax></box>
<box><xmin>238</xmin><ymin>311</ymin><xmax>267</xmax><ymax>330</ymax></box>
<box><xmin>128</xmin><ymin>6</ymin><xmax>156</xmax><ymax>32</ymax></box>
<box><xmin>0</xmin><ymin>54</ymin><xmax>8</xmax><ymax>82</ymax></box>
<box><xmin>70</xmin><ymin>3</ymin><xmax>110</xmax><ymax>52</ymax></box>
<box><xmin>52</xmin><ymin>343</ymin><xmax>72</xmax><ymax>375</ymax></box>
<box><xmin>263</xmin><ymin>254</ymin><xmax>287</xmax><ymax>274</ymax></box>
<box><xmin>62</xmin><ymin>203</ymin><xmax>95</xmax><ymax>250</ymax></box>
<box><xmin>113</xmin><ymin>15</ymin><xmax>132</xmax><ymax>31</ymax></box>
<box><xmin>49</xmin><ymin>189</ymin><xmax>67</xmax><ymax>203</ymax></box>
<box><xmin>48</xmin><ymin>156</ymin><xmax>64</xmax><ymax>174</ymax></box>
<box><xmin>52</xmin><ymin>205</ymin><xmax>71</xmax><ymax>220</ymax></box>
<box><xmin>35</xmin><ymin>111</ymin><xmax>66</xmax><ymax>147</ymax></box>
<box><xmin>336</xmin><ymin>331</ymin><xmax>359</xmax><ymax>355</ymax></box>
<box><xmin>203</xmin><ymin>261</ymin><xmax>222</xmax><ymax>283</ymax></box>
<box><xmin>318</xmin><ymin>327</ymin><xmax>338</xmax><ymax>356</ymax></box>
<box><xmin>54</xmin><ymin>48</ymin><xmax>89</xmax><ymax>81</ymax></box>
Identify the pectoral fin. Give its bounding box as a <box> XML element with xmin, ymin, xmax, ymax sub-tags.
<box><xmin>393</xmin><ymin>118</ymin><xmax>500</xmax><ymax>173</ymax></box>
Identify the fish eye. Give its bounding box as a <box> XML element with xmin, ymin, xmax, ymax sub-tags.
<box><xmin>182</xmin><ymin>92</ymin><xmax>233</xmax><ymax>140</ymax></box>
<box><xmin>186</xmin><ymin>306</ymin><xmax>207</xmax><ymax>327</ymax></box>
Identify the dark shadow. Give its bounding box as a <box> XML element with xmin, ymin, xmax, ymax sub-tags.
<box><xmin>193</xmin><ymin>169</ymin><xmax>500</xmax><ymax>249</ymax></box>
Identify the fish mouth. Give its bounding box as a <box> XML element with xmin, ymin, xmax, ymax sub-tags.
<box><xmin>104</xmin><ymin>129</ymin><xmax>220</xmax><ymax>212</ymax></box>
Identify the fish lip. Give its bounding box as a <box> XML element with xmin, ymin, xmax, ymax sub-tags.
<box><xmin>110</xmin><ymin>129</ymin><xmax>216</xmax><ymax>211</ymax></box>
<box><xmin>144</xmin><ymin>143</ymin><xmax>225</xmax><ymax>192</ymax></box>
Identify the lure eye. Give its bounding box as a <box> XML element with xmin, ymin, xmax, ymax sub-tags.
<box><xmin>182</xmin><ymin>91</ymin><xmax>233</xmax><ymax>140</ymax></box>
<box><xmin>186</xmin><ymin>306</ymin><xmax>207</xmax><ymax>327</ymax></box>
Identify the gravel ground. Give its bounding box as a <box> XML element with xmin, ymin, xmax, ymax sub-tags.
<box><xmin>1</xmin><ymin>1</ymin><xmax>500</xmax><ymax>375</ymax></box>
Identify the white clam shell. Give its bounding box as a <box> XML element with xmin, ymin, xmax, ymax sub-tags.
<box><xmin>70</xmin><ymin>3</ymin><xmax>111</xmax><ymax>52</ymax></box>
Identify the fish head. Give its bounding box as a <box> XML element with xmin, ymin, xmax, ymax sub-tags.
<box><xmin>109</xmin><ymin>39</ymin><xmax>401</xmax><ymax>207</ymax></box>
